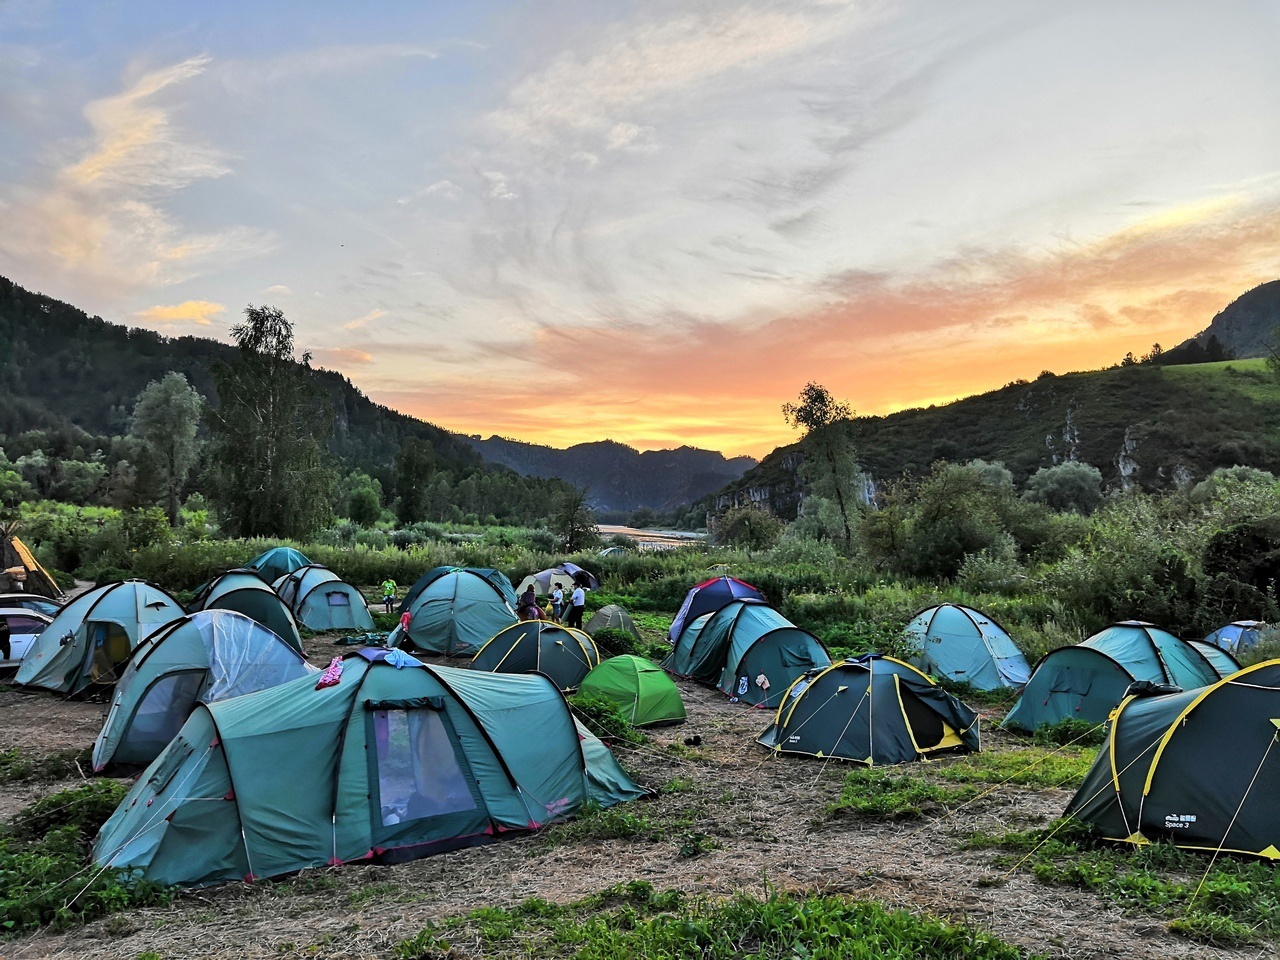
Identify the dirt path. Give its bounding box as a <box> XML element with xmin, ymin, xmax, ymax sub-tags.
<box><xmin>2</xmin><ymin>672</ymin><xmax>1253</xmax><ymax>960</ymax></box>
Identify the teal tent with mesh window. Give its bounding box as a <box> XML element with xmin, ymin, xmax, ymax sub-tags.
<box><xmin>273</xmin><ymin>565</ymin><xmax>374</xmax><ymax>632</ymax></box>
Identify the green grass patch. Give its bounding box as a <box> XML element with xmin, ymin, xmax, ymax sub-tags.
<box><xmin>824</xmin><ymin>769</ymin><xmax>977</xmax><ymax>821</ymax></box>
<box><xmin>0</xmin><ymin>747</ymin><xmax>93</xmax><ymax>783</ymax></box>
<box><xmin>0</xmin><ymin>781</ymin><xmax>174</xmax><ymax>932</ymax></box>
<box><xmin>931</xmin><ymin>747</ymin><xmax>1097</xmax><ymax>790</ymax></box>
<box><xmin>967</xmin><ymin>820</ymin><xmax>1280</xmax><ymax>947</ymax></box>
<box><xmin>393</xmin><ymin>881</ymin><xmax>1033</xmax><ymax>959</ymax></box>
<box><xmin>1030</xmin><ymin>718</ymin><xmax>1106</xmax><ymax>748</ymax></box>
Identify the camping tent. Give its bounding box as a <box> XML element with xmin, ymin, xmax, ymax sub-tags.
<box><xmin>390</xmin><ymin>568</ymin><xmax>518</xmax><ymax>656</ymax></box>
<box><xmin>243</xmin><ymin>547</ymin><xmax>312</xmax><ymax>584</ymax></box>
<box><xmin>1003</xmin><ymin>621</ymin><xmax>1234</xmax><ymax>732</ymax></box>
<box><xmin>905</xmin><ymin>604</ymin><xmax>1031</xmax><ymax>690</ymax></box>
<box><xmin>192</xmin><ymin>571</ymin><xmax>302</xmax><ymax>653</ymax></box>
<box><xmin>667</xmin><ymin>576</ymin><xmax>765</xmax><ymax>642</ymax></box>
<box><xmin>584</xmin><ymin>604</ymin><xmax>642</xmax><ymax>642</ymax></box>
<box><xmin>579</xmin><ymin>656</ymin><xmax>685</xmax><ymax>727</ymax></box>
<box><xmin>516</xmin><ymin>563</ymin><xmax>600</xmax><ymax>597</ymax></box>
<box><xmin>665</xmin><ymin>600</ymin><xmax>789</xmax><ymax>683</ymax></box>
<box><xmin>1188</xmin><ymin>640</ymin><xmax>1241</xmax><ymax>678</ymax></box>
<box><xmin>92</xmin><ymin>610</ymin><xmax>316</xmax><ymax>774</ymax></box>
<box><xmin>93</xmin><ymin>650</ymin><xmax>645</xmax><ymax>887</ymax></box>
<box><xmin>470</xmin><ymin>621</ymin><xmax>600</xmax><ymax>691</ymax></box>
<box><xmin>273</xmin><ymin>565</ymin><xmax>374</xmax><ymax>632</ymax></box>
<box><xmin>0</xmin><ymin>529</ymin><xmax>63</xmax><ymax>599</ymax></box>
<box><xmin>716</xmin><ymin>624</ymin><xmax>831</xmax><ymax>708</ymax></box>
<box><xmin>1205</xmin><ymin>620</ymin><xmax>1268</xmax><ymax>657</ymax></box>
<box><xmin>758</xmin><ymin>656</ymin><xmax>980</xmax><ymax>765</ymax></box>
<box><xmin>1065</xmin><ymin>661</ymin><xmax>1280</xmax><ymax>859</ymax></box>
<box><xmin>16</xmin><ymin>580</ymin><xmax>185</xmax><ymax>694</ymax></box>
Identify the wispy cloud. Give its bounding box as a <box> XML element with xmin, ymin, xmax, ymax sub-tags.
<box><xmin>314</xmin><ymin>346</ymin><xmax>374</xmax><ymax>366</ymax></box>
<box><xmin>343</xmin><ymin>308</ymin><xmax>386</xmax><ymax>330</ymax></box>
<box><xmin>135</xmin><ymin>299</ymin><xmax>225</xmax><ymax>327</ymax></box>
<box><xmin>265</xmin><ymin>284</ymin><xmax>292</xmax><ymax>296</ymax></box>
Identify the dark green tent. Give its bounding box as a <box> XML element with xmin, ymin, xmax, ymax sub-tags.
<box><xmin>579</xmin><ymin>656</ymin><xmax>685</xmax><ymax>727</ymax></box>
<box><xmin>93</xmin><ymin>649</ymin><xmax>646</xmax><ymax>887</ymax></box>
<box><xmin>191</xmin><ymin>571</ymin><xmax>302</xmax><ymax>654</ymax></box>
<box><xmin>1066</xmin><ymin>660</ymin><xmax>1280</xmax><ymax>859</ymax></box>
<box><xmin>758</xmin><ymin>656</ymin><xmax>980</xmax><ymax>766</ymax></box>
<box><xmin>585</xmin><ymin>604</ymin><xmax>642</xmax><ymax>642</ymax></box>
<box><xmin>244</xmin><ymin>547</ymin><xmax>311</xmax><ymax>585</ymax></box>
<box><xmin>470</xmin><ymin>621</ymin><xmax>600</xmax><ymax>691</ymax></box>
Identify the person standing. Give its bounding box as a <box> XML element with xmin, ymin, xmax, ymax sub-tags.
<box><xmin>0</xmin><ymin>616</ymin><xmax>10</xmax><ymax>663</ymax></box>
<box><xmin>551</xmin><ymin>582</ymin><xmax>565</xmax><ymax>622</ymax></box>
<box><xmin>567</xmin><ymin>583</ymin><xmax>586</xmax><ymax>628</ymax></box>
<box><xmin>380</xmin><ymin>577</ymin><xmax>398</xmax><ymax>614</ymax></box>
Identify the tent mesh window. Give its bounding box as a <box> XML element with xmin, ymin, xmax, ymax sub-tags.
<box><xmin>120</xmin><ymin>671</ymin><xmax>205</xmax><ymax>764</ymax></box>
<box><xmin>326</xmin><ymin>591</ymin><xmax>350</xmax><ymax>607</ymax></box>
<box><xmin>371</xmin><ymin>708</ymin><xmax>477</xmax><ymax>828</ymax></box>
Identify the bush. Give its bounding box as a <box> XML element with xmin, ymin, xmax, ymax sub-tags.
<box><xmin>590</xmin><ymin>627</ymin><xmax>643</xmax><ymax>658</ymax></box>
<box><xmin>568</xmin><ymin>692</ymin><xmax>646</xmax><ymax>745</ymax></box>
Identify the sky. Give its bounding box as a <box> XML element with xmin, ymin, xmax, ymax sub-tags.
<box><xmin>2</xmin><ymin>0</ymin><xmax>1279</xmax><ymax>458</ymax></box>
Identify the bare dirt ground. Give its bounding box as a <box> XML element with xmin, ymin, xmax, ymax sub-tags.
<box><xmin>0</xmin><ymin>634</ymin><xmax>1260</xmax><ymax>960</ymax></box>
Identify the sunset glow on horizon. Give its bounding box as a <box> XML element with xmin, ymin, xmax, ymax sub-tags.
<box><xmin>3</xmin><ymin>1</ymin><xmax>1279</xmax><ymax>459</ymax></box>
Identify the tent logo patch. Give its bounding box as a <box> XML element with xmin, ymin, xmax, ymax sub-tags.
<box><xmin>1164</xmin><ymin>814</ymin><xmax>1197</xmax><ymax>829</ymax></box>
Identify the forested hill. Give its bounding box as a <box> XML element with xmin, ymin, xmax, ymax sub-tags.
<box><xmin>710</xmin><ymin>360</ymin><xmax>1280</xmax><ymax>520</ymax></box>
<box><xmin>470</xmin><ymin>436</ymin><xmax>756</xmax><ymax>512</ymax></box>
<box><xmin>1167</xmin><ymin>280</ymin><xmax>1280</xmax><ymax>362</ymax></box>
<box><xmin>0</xmin><ymin>276</ymin><xmax>480</xmax><ymax>475</ymax></box>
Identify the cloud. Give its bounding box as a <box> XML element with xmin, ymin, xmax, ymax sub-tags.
<box><xmin>343</xmin><ymin>308</ymin><xmax>386</xmax><ymax>330</ymax></box>
<box><xmin>265</xmin><ymin>284</ymin><xmax>292</xmax><ymax>296</ymax></box>
<box><xmin>220</xmin><ymin>44</ymin><xmax>438</xmax><ymax>92</ymax></box>
<box><xmin>314</xmin><ymin>347</ymin><xmax>374</xmax><ymax>365</ymax></box>
<box><xmin>396</xmin><ymin>179</ymin><xmax>460</xmax><ymax>205</ymax></box>
<box><xmin>134</xmin><ymin>299</ymin><xmax>226</xmax><ymax>326</ymax></box>
<box><xmin>0</xmin><ymin>55</ymin><xmax>272</xmax><ymax>300</ymax></box>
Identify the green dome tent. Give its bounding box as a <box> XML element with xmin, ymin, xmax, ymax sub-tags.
<box><xmin>579</xmin><ymin>656</ymin><xmax>685</xmax><ymax>727</ymax></box>
<box><xmin>716</xmin><ymin>624</ymin><xmax>830</xmax><ymax>708</ymax></box>
<box><xmin>390</xmin><ymin>568</ymin><xmax>518</xmax><ymax>656</ymax></box>
<box><xmin>1065</xmin><ymin>661</ymin><xmax>1280</xmax><ymax>859</ymax></box>
<box><xmin>92</xmin><ymin>610</ymin><xmax>316</xmax><ymax>775</ymax></box>
<box><xmin>16</xmin><ymin>580</ymin><xmax>185</xmax><ymax>694</ymax></box>
<box><xmin>470</xmin><ymin>621</ymin><xmax>601</xmax><ymax>691</ymax></box>
<box><xmin>758</xmin><ymin>656</ymin><xmax>981</xmax><ymax>766</ymax></box>
<box><xmin>243</xmin><ymin>547</ymin><xmax>311</xmax><ymax>584</ymax></box>
<box><xmin>192</xmin><ymin>571</ymin><xmax>302</xmax><ymax>653</ymax></box>
<box><xmin>584</xmin><ymin>604</ymin><xmax>641</xmax><ymax>642</ymax></box>
<box><xmin>1003</xmin><ymin>621</ymin><xmax>1234</xmax><ymax>732</ymax></box>
<box><xmin>273</xmin><ymin>565</ymin><xmax>374</xmax><ymax>632</ymax></box>
<box><xmin>93</xmin><ymin>650</ymin><xmax>646</xmax><ymax>887</ymax></box>
<box><xmin>905</xmin><ymin>604</ymin><xmax>1030</xmax><ymax>690</ymax></box>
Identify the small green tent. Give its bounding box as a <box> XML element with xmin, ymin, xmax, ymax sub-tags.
<box><xmin>905</xmin><ymin>604</ymin><xmax>1030</xmax><ymax>690</ymax></box>
<box><xmin>584</xmin><ymin>604</ymin><xmax>642</xmax><ymax>642</ymax></box>
<box><xmin>244</xmin><ymin>547</ymin><xmax>312</xmax><ymax>584</ymax></box>
<box><xmin>16</xmin><ymin>580</ymin><xmax>185</xmax><ymax>694</ymax></box>
<box><xmin>579</xmin><ymin>655</ymin><xmax>685</xmax><ymax>727</ymax></box>
<box><xmin>1066</xmin><ymin>660</ymin><xmax>1280</xmax><ymax>859</ymax></box>
<box><xmin>471</xmin><ymin>621</ymin><xmax>601</xmax><ymax>691</ymax></box>
<box><xmin>93</xmin><ymin>650</ymin><xmax>645</xmax><ymax>887</ymax></box>
<box><xmin>1004</xmin><ymin>621</ymin><xmax>1234</xmax><ymax>731</ymax></box>
<box><xmin>92</xmin><ymin>610</ymin><xmax>316</xmax><ymax>774</ymax></box>
<box><xmin>390</xmin><ymin>568</ymin><xmax>518</xmax><ymax>656</ymax></box>
<box><xmin>273</xmin><ymin>565</ymin><xmax>374</xmax><ymax>632</ymax></box>
<box><xmin>192</xmin><ymin>571</ymin><xmax>302</xmax><ymax>653</ymax></box>
<box><xmin>758</xmin><ymin>656</ymin><xmax>980</xmax><ymax>766</ymax></box>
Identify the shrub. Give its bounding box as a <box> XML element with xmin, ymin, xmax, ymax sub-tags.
<box><xmin>568</xmin><ymin>692</ymin><xmax>646</xmax><ymax>745</ymax></box>
<box><xmin>590</xmin><ymin>627</ymin><xmax>643</xmax><ymax>658</ymax></box>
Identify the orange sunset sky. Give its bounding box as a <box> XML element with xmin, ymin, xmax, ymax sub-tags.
<box><xmin>3</xmin><ymin>2</ymin><xmax>1279</xmax><ymax>458</ymax></box>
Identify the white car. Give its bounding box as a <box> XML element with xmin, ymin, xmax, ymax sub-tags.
<box><xmin>0</xmin><ymin>608</ymin><xmax>54</xmax><ymax>669</ymax></box>
<box><xmin>0</xmin><ymin>593</ymin><xmax>63</xmax><ymax>618</ymax></box>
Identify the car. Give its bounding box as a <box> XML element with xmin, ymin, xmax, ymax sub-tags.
<box><xmin>0</xmin><ymin>608</ymin><xmax>54</xmax><ymax>669</ymax></box>
<box><xmin>0</xmin><ymin>593</ymin><xmax>63</xmax><ymax>618</ymax></box>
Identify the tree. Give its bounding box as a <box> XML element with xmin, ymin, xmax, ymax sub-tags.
<box><xmin>712</xmin><ymin>504</ymin><xmax>783</xmax><ymax>551</ymax></box>
<box><xmin>556</xmin><ymin>487</ymin><xmax>599</xmax><ymax>552</ymax></box>
<box><xmin>394</xmin><ymin>438</ymin><xmax>436</xmax><ymax>525</ymax></box>
<box><xmin>130</xmin><ymin>372</ymin><xmax>203</xmax><ymax>525</ymax></box>
<box><xmin>1023</xmin><ymin>462</ymin><xmax>1104</xmax><ymax>514</ymax></box>
<box><xmin>782</xmin><ymin>382</ymin><xmax>862</xmax><ymax>553</ymax></box>
<box><xmin>205</xmin><ymin>305</ymin><xmax>335</xmax><ymax>538</ymax></box>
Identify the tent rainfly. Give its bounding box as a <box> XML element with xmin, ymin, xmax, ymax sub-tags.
<box><xmin>584</xmin><ymin>604</ymin><xmax>642</xmax><ymax>642</ymax></box>
<box><xmin>243</xmin><ymin>547</ymin><xmax>312</xmax><ymax>585</ymax></box>
<box><xmin>516</xmin><ymin>563</ymin><xmax>600</xmax><ymax>597</ymax></box>
<box><xmin>667</xmin><ymin>576</ymin><xmax>764</xmax><ymax>642</ymax></box>
<box><xmin>470</xmin><ymin>621</ymin><xmax>601</xmax><ymax>691</ymax></box>
<box><xmin>191</xmin><ymin>571</ymin><xmax>302</xmax><ymax>653</ymax></box>
<box><xmin>273</xmin><ymin>565</ymin><xmax>375</xmax><ymax>632</ymax></box>
<box><xmin>579</xmin><ymin>655</ymin><xmax>685</xmax><ymax>727</ymax></box>
<box><xmin>1204</xmin><ymin>621</ymin><xmax>1268</xmax><ymax>658</ymax></box>
<box><xmin>905</xmin><ymin>604</ymin><xmax>1031</xmax><ymax>690</ymax></box>
<box><xmin>390</xmin><ymin>568</ymin><xmax>518</xmax><ymax>656</ymax></box>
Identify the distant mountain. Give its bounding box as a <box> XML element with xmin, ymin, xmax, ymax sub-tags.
<box><xmin>0</xmin><ymin>275</ymin><xmax>482</xmax><ymax>478</ymax></box>
<box><xmin>707</xmin><ymin>360</ymin><xmax>1280</xmax><ymax>521</ymax></box>
<box><xmin>469</xmin><ymin>436</ymin><xmax>756</xmax><ymax>512</ymax></box>
<box><xmin>1165</xmin><ymin>280</ymin><xmax>1280</xmax><ymax>362</ymax></box>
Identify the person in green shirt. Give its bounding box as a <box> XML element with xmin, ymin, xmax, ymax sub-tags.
<box><xmin>380</xmin><ymin>578</ymin><xmax>397</xmax><ymax>614</ymax></box>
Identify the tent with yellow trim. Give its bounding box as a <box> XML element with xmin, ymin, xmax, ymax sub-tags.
<box><xmin>1066</xmin><ymin>661</ymin><xmax>1280</xmax><ymax>859</ymax></box>
<box><xmin>0</xmin><ymin>531</ymin><xmax>63</xmax><ymax>599</ymax></box>
<box><xmin>757</xmin><ymin>655</ymin><xmax>980</xmax><ymax>766</ymax></box>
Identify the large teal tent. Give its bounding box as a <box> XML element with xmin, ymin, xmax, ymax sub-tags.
<box><xmin>905</xmin><ymin>604</ymin><xmax>1030</xmax><ymax>690</ymax></box>
<box><xmin>470</xmin><ymin>621</ymin><xmax>601</xmax><ymax>691</ymax></box>
<box><xmin>758</xmin><ymin>656</ymin><xmax>980</xmax><ymax>765</ymax></box>
<box><xmin>92</xmin><ymin>610</ymin><xmax>316</xmax><ymax>774</ymax></box>
<box><xmin>1003</xmin><ymin>621</ymin><xmax>1234</xmax><ymax>731</ymax></box>
<box><xmin>273</xmin><ymin>565</ymin><xmax>374</xmax><ymax>632</ymax></box>
<box><xmin>243</xmin><ymin>547</ymin><xmax>311</xmax><ymax>584</ymax></box>
<box><xmin>390</xmin><ymin>568</ymin><xmax>517</xmax><ymax>656</ymax></box>
<box><xmin>93</xmin><ymin>650</ymin><xmax>645</xmax><ymax>887</ymax></box>
<box><xmin>716</xmin><ymin>624</ymin><xmax>830</xmax><ymax>708</ymax></box>
<box><xmin>192</xmin><ymin>571</ymin><xmax>302</xmax><ymax>653</ymax></box>
<box><xmin>16</xmin><ymin>580</ymin><xmax>185</xmax><ymax>694</ymax></box>
<box><xmin>664</xmin><ymin>600</ymin><xmax>789</xmax><ymax>683</ymax></box>
<box><xmin>1066</xmin><ymin>661</ymin><xmax>1280</xmax><ymax>859</ymax></box>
